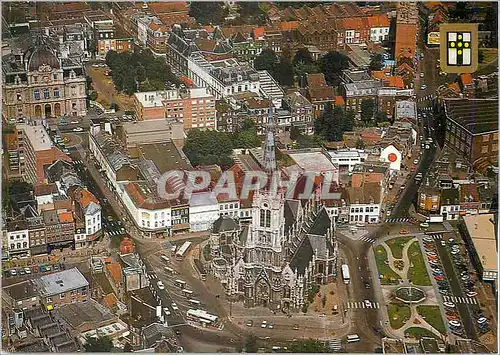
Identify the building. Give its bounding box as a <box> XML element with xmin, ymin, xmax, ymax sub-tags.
<box><xmin>37</xmin><ymin>268</ymin><xmax>90</xmax><ymax>308</ymax></box>
<box><xmin>394</xmin><ymin>2</ymin><xmax>418</xmax><ymax>61</ymax></box>
<box><xmin>395</xmin><ymin>100</ymin><xmax>417</xmax><ymax>123</ymax></box>
<box><xmin>16</xmin><ymin>122</ymin><xmax>71</xmax><ymax>184</ymax></box>
<box><xmin>189</xmin><ymin>192</ymin><xmax>219</xmax><ymax>232</ymax></box>
<box><xmin>326</xmin><ymin>149</ymin><xmax>364</xmax><ymax>172</ymax></box>
<box><xmin>439</xmin><ymin>188</ymin><xmax>460</xmax><ymax>221</ymax></box>
<box><xmin>3</xmin><ymin>280</ymin><xmax>40</xmax><ymax>310</ymax></box>
<box><xmin>133</xmin><ymin>91</ymin><xmax>166</xmax><ymax>121</ymax></box>
<box><xmin>23</xmin><ymin>205</ymin><xmax>48</xmax><ymax>256</ymax></box>
<box><xmin>443</xmin><ymin>99</ymin><xmax>498</xmax><ymax>170</ymax></box>
<box><xmin>307</xmin><ymin>86</ymin><xmax>335</xmax><ymax>119</ymax></box>
<box><xmin>116</xmin><ymin>119</ymin><xmax>184</xmax><ymax>149</ymax></box>
<box><xmin>42</xmin><ymin>208</ymin><xmax>75</xmax><ymax>252</ymax></box>
<box><xmin>418</xmin><ymin>185</ymin><xmax>441</xmax><ymax>213</ymax></box>
<box><xmin>346</xmin><ymin>182</ymin><xmax>382</xmax><ymax>224</ymax></box>
<box><xmin>342</xmin><ymin>80</ymin><xmax>381</xmax><ymax>116</ymax></box>
<box><xmin>460</xmin><ymin>214</ymin><xmax>497</xmax><ymax>282</ymax></box>
<box><xmin>282</xmin><ymin>91</ymin><xmax>314</xmax><ymax>134</ymax></box>
<box><xmin>2</xmin><ymin>39</ymin><xmax>87</xmax><ymax>121</ymax></box>
<box><xmin>72</xmin><ymin>187</ymin><xmax>102</xmax><ymax>245</ymax></box>
<box><xmin>6</xmin><ymin>219</ymin><xmax>30</xmax><ymax>258</ymax></box>
<box><xmin>163</xmin><ymin>87</ymin><xmax>216</xmax><ymax>130</ymax></box>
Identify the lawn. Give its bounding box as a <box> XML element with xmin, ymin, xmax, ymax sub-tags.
<box><xmin>387</xmin><ymin>303</ymin><xmax>411</xmax><ymax>330</ymax></box>
<box><xmin>374</xmin><ymin>246</ymin><xmax>401</xmax><ymax>285</ymax></box>
<box><xmin>386</xmin><ymin>237</ymin><xmax>414</xmax><ymax>259</ymax></box>
<box><xmin>404</xmin><ymin>327</ymin><xmax>439</xmax><ymax>340</ymax></box>
<box><xmin>407</xmin><ymin>242</ymin><xmax>431</xmax><ymax>286</ymax></box>
<box><xmin>417</xmin><ymin>305</ymin><xmax>446</xmax><ymax>334</ymax></box>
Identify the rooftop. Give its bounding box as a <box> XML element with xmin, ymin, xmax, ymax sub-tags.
<box><xmin>462</xmin><ymin>214</ymin><xmax>497</xmax><ymax>271</ymax></box>
<box><xmin>395</xmin><ymin>100</ymin><xmax>417</xmax><ymax>119</ymax></box>
<box><xmin>36</xmin><ymin>267</ymin><xmax>89</xmax><ymax>297</ymax></box>
<box><xmin>289</xmin><ymin>151</ymin><xmax>337</xmax><ymax>172</ymax></box>
<box><xmin>444</xmin><ymin>99</ymin><xmax>498</xmax><ymax>134</ymax></box>
<box><xmin>134</xmin><ymin>91</ymin><xmax>165</xmax><ymax>108</ymax></box>
<box><xmin>17</xmin><ymin>123</ymin><xmax>53</xmax><ymax>151</ymax></box>
<box><xmin>137</xmin><ymin>141</ymin><xmax>191</xmax><ymax>174</ymax></box>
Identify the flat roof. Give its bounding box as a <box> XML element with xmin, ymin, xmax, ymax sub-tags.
<box><xmin>137</xmin><ymin>141</ymin><xmax>191</xmax><ymax>173</ymax></box>
<box><xmin>17</xmin><ymin>123</ymin><xmax>53</xmax><ymax>151</ymax></box>
<box><xmin>463</xmin><ymin>214</ymin><xmax>497</xmax><ymax>271</ymax></box>
<box><xmin>134</xmin><ymin>91</ymin><xmax>164</xmax><ymax>108</ymax></box>
<box><xmin>289</xmin><ymin>151</ymin><xmax>337</xmax><ymax>172</ymax></box>
<box><xmin>395</xmin><ymin>100</ymin><xmax>417</xmax><ymax>119</ymax></box>
<box><xmin>189</xmin><ymin>87</ymin><xmax>212</xmax><ymax>99</ymax></box>
<box><xmin>444</xmin><ymin>99</ymin><xmax>498</xmax><ymax>134</ymax></box>
<box><xmin>37</xmin><ymin>267</ymin><xmax>89</xmax><ymax>297</ymax></box>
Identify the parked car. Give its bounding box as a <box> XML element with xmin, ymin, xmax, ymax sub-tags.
<box><xmin>246</xmin><ymin>320</ymin><xmax>253</xmax><ymax>327</ymax></box>
<box><xmin>420</xmin><ymin>222</ymin><xmax>429</xmax><ymax>228</ymax></box>
<box><xmin>444</xmin><ymin>302</ymin><xmax>456</xmax><ymax>308</ymax></box>
<box><xmin>171</xmin><ymin>303</ymin><xmax>179</xmax><ymax>311</ymax></box>
<box><xmin>467</xmin><ymin>291</ymin><xmax>478</xmax><ymax>297</ymax></box>
<box><xmin>73</xmin><ymin>127</ymin><xmax>83</xmax><ymax>132</ymax></box>
<box><xmin>24</xmin><ymin>267</ymin><xmax>31</xmax><ymax>274</ymax></box>
<box><xmin>420</xmin><ymin>84</ymin><xmax>427</xmax><ymax>90</ymax></box>
<box><xmin>399</xmin><ymin>229</ymin><xmax>409</xmax><ymax>235</ymax></box>
<box><xmin>157</xmin><ymin>281</ymin><xmax>165</xmax><ymax>290</ymax></box>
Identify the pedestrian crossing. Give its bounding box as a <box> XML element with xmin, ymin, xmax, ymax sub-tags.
<box><xmin>106</xmin><ymin>230</ymin><xmax>123</xmax><ymax>236</ymax></box>
<box><xmin>328</xmin><ymin>339</ymin><xmax>342</xmax><ymax>351</ymax></box>
<box><xmin>443</xmin><ymin>295</ymin><xmax>478</xmax><ymax>305</ymax></box>
<box><xmin>424</xmin><ymin>234</ymin><xmax>443</xmax><ymax>240</ymax></box>
<box><xmin>385</xmin><ymin>217</ymin><xmax>415</xmax><ymax>223</ymax></box>
<box><xmin>72</xmin><ymin>160</ymin><xmax>83</xmax><ymax>165</ymax></box>
<box><xmin>358</xmin><ymin>235</ymin><xmax>376</xmax><ymax>244</ymax></box>
<box><xmin>346</xmin><ymin>301</ymin><xmax>380</xmax><ymax>309</ymax></box>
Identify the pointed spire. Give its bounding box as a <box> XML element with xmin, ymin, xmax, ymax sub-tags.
<box><xmin>263</xmin><ymin>104</ymin><xmax>276</xmax><ymax>173</ymax></box>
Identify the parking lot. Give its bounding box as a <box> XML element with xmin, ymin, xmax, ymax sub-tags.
<box><xmin>422</xmin><ymin>233</ymin><xmax>489</xmax><ymax>340</ymax></box>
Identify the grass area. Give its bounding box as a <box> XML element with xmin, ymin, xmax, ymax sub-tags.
<box><xmin>374</xmin><ymin>246</ymin><xmax>401</xmax><ymax>285</ymax></box>
<box><xmin>407</xmin><ymin>242</ymin><xmax>431</xmax><ymax>286</ymax></box>
<box><xmin>404</xmin><ymin>327</ymin><xmax>439</xmax><ymax>340</ymax></box>
<box><xmin>417</xmin><ymin>305</ymin><xmax>446</xmax><ymax>334</ymax></box>
<box><xmin>386</xmin><ymin>237</ymin><xmax>414</xmax><ymax>259</ymax></box>
<box><xmin>387</xmin><ymin>303</ymin><xmax>411</xmax><ymax>330</ymax></box>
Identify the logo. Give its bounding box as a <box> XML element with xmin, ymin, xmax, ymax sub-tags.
<box><xmin>440</xmin><ymin>23</ymin><xmax>478</xmax><ymax>73</ymax></box>
<box><xmin>388</xmin><ymin>153</ymin><xmax>398</xmax><ymax>163</ymax></box>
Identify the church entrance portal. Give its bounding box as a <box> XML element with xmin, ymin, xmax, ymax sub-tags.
<box><xmin>256</xmin><ymin>279</ymin><xmax>270</xmax><ymax>307</ymax></box>
<box><xmin>44</xmin><ymin>104</ymin><xmax>52</xmax><ymax>118</ymax></box>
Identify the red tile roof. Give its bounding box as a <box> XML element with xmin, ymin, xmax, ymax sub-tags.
<box><xmin>334</xmin><ymin>96</ymin><xmax>345</xmax><ymax>106</ymax></box>
<box><xmin>279</xmin><ymin>21</ymin><xmax>299</xmax><ymax>32</ymax></box>
<box><xmin>58</xmin><ymin>211</ymin><xmax>74</xmax><ymax>223</ymax></box>
<box><xmin>306</xmin><ymin>73</ymin><xmax>327</xmax><ymax>88</ymax></box>
<box><xmin>460</xmin><ymin>73</ymin><xmax>473</xmax><ymax>86</ymax></box>
<box><xmin>383</xmin><ymin>76</ymin><xmax>405</xmax><ymax>89</ymax></box>
<box><xmin>253</xmin><ymin>27</ymin><xmax>265</xmax><ymax>39</ymax></box>
<box><xmin>106</xmin><ymin>262</ymin><xmax>122</xmax><ymax>284</ymax></box>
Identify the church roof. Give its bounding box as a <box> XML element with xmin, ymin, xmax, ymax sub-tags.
<box><xmin>212</xmin><ymin>216</ymin><xmax>238</xmax><ymax>234</ymax></box>
<box><xmin>308</xmin><ymin>207</ymin><xmax>331</xmax><ymax>236</ymax></box>
<box><xmin>239</xmin><ymin>225</ymin><xmax>249</xmax><ymax>245</ymax></box>
<box><xmin>284</xmin><ymin>199</ymin><xmax>300</xmax><ymax>230</ymax></box>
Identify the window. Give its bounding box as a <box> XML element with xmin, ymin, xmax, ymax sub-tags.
<box><xmin>265</xmin><ymin>210</ymin><xmax>271</xmax><ymax>228</ymax></box>
<box><xmin>53</xmin><ymin>73</ymin><xmax>58</xmax><ymax>80</ymax></box>
<box><xmin>43</xmin><ymin>88</ymin><xmax>50</xmax><ymax>99</ymax></box>
<box><xmin>22</xmin><ymin>242</ymin><xmax>27</xmax><ymax>248</ymax></box>
<box><xmin>483</xmin><ymin>135</ymin><xmax>490</xmax><ymax>142</ymax></box>
<box><xmin>34</xmin><ymin>90</ymin><xmax>40</xmax><ymax>100</ymax></box>
<box><xmin>34</xmin><ymin>76</ymin><xmax>38</xmax><ymax>83</ymax></box>
<box><xmin>60</xmin><ymin>292</ymin><xmax>65</xmax><ymax>299</ymax></box>
<box><xmin>10</xmin><ymin>244</ymin><xmax>15</xmax><ymax>250</ymax></box>
<box><xmin>17</xmin><ymin>93</ymin><xmax>22</xmax><ymax>101</ymax></box>
<box><xmin>481</xmin><ymin>145</ymin><xmax>489</xmax><ymax>154</ymax></box>
<box><xmin>53</xmin><ymin>88</ymin><xmax>60</xmax><ymax>98</ymax></box>
<box><xmin>17</xmin><ymin>242</ymin><xmax>21</xmax><ymax>249</ymax></box>
<box><xmin>47</xmin><ymin>297</ymin><xmax>52</xmax><ymax>303</ymax></box>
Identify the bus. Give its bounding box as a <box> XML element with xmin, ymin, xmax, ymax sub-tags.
<box><xmin>160</xmin><ymin>255</ymin><xmax>170</xmax><ymax>264</ymax></box>
<box><xmin>176</xmin><ymin>241</ymin><xmax>192</xmax><ymax>260</ymax></box>
<box><xmin>346</xmin><ymin>334</ymin><xmax>360</xmax><ymax>343</ymax></box>
<box><xmin>174</xmin><ymin>279</ymin><xmax>187</xmax><ymax>288</ymax></box>
<box><xmin>186</xmin><ymin>309</ymin><xmax>218</xmax><ymax>327</ymax></box>
<box><xmin>182</xmin><ymin>289</ymin><xmax>194</xmax><ymax>297</ymax></box>
<box><xmin>188</xmin><ymin>299</ymin><xmax>201</xmax><ymax>306</ymax></box>
<box><xmin>164</xmin><ymin>266</ymin><xmax>174</xmax><ymax>275</ymax></box>
<box><xmin>341</xmin><ymin>264</ymin><xmax>350</xmax><ymax>284</ymax></box>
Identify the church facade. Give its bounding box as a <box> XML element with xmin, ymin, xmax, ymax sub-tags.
<box><xmin>208</xmin><ymin>106</ymin><xmax>338</xmax><ymax>311</ymax></box>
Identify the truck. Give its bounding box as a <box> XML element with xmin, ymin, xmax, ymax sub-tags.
<box><xmin>341</xmin><ymin>264</ymin><xmax>350</xmax><ymax>284</ymax></box>
<box><xmin>426</xmin><ymin>215</ymin><xmax>444</xmax><ymax>223</ymax></box>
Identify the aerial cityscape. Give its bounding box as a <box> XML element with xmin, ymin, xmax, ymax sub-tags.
<box><xmin>1</xmin><ymin>1</ymin><xmax>498</xmax><ymax>353</ymax></box>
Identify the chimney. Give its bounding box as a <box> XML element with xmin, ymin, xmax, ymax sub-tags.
<box><xmin>475</xmin><ymin>224</ymin><xmax>478</xmax><ymax>230</ymax></box>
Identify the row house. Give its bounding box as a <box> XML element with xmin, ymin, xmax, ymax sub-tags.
<box><xmin>342</xmin><ymin>80</ymin><xmax>381</xmax><ymax>116</ymax></box>
<box><xmin>346</xmin><ymin>182</ymin><xmax>382</xmax><ymax>224</ymax></box>
<box><xmin>282</xmin><ymin>91</ymin><xmax>314</xmax><ymax>134</ymax></box>
<box><xmin>147</xmin><ymin>22</ymin><xmax>169</xmax><ymax>53</ymax></box>
<box><xmin>24</xmin><ymin>205</ymin><xmax>48</xmax><ymax>256</ymax></box>
<box><xmin>72</xmin><ymin>187</ymin><xmax>102</xmax><ymax>246</ymax></box>
<box><xmin>307</xmin><ymin>86</ymin><xmax>335</xmax><ymax>119</ymax></box>
<box><xmin>295</xmin><ymin>19</ymin><xmax>339</xmax><ymax>52</ymax></box>
<box><xmin>6</xmin><ymin>219</ymin><xmax>30</xmax><ymax>258</ymax></box>
<box><xmin>42</xmin><ymin>208</ymin><xmax>75</xmax><ymax>252</ymax></box>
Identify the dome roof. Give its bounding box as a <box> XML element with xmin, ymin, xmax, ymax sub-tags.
<box><xmin>28</xmin><ymin>47</ymin><xmax>60</xmax><ymax>71</ymax></box>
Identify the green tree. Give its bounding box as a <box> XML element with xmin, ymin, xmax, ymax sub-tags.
<box><xmin>315</xmin><ymin>104</ymin><xmax>345</xmax><ymax>142</ymax></box>
<box><xmin>356</xmin><ymin>138</ymin><xmax>366</xmax><ymax>149</ymax></box>
<box><xmin>84</xmin><ymin>335</ymin><xmax>113</xmax><ymax>352</ymax></box>
<box><xmin>369</xmin><ymin>53</ymin><xmax>384</xmax><ymax>71</ymax></box>
<box><xmin>320</xmin><ymin>51</ymin><xmax>350</xmax><ymax>85</ymax></box>
<box><xmin>254</xmin><ymin>48</ymin><xmax>279</xmax><ymax>73</ymax></box>
<box><xmin>189</xmin><ymin>2</ymin><xmax>229</xmax><ymax>25</ymax></box>
<box><xmin>375</xmin><ymin>111</ymin><xmax>389</xmax><ymax>124</ymax></box>
<box><xmin>289</xmin><ymin>338</ymin><xmax>331</xmax><ymax>353</ymax></box>
<box><xmin>275</xmin><ymin>48</ymin><xmax>294</xmax><ymax>87</ymax></box>
<box><xmin>360</xmin><ymin>99</ymin><xmax>376</xmax><ymax>123</ymax></box>
<box><xmin>290</xmin><ymin>125</ymin><xmax>301</xmax><ymax>140</ymax></box>
<box><xmin>478</xmin><ymin>50</ymin><xmax>485</xmax><ymax>63</ymax></box>
<box><xmin>244</xmin><ymin>335</ymin><xmax>258</xmax><ymax>353</ymax></box>
<box><xmin>343</xmin><ymin>109</ymin><xmax>355</xmax><ymax>131</ymax></box>
<box><xmin>88</xmin><ymin>91</ymin><xmax>98</xmax><ymax>101</ymax></box>
<box><xmin>105</xmin><ymin>50</ymin><xmax>120</xmax><ymax>68</ymax></box>
<box><xmin>293</xmin><ymin>47</ymin><xmax>314</xmax><ymax>66</ymax></box>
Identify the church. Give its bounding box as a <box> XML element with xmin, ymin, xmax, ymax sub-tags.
<box><xmin>208</xmin><ymin>107</ymin><xmax>338</xmax><ymax>311</ymax></box>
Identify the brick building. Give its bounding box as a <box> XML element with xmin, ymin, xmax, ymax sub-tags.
<box><xmin>37</xmin><ymin>268</ymin><xmax>90</xmax><ymax>308</ymax></box>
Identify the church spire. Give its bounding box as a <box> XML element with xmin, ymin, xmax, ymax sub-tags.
<box><xmin>263</xmin><ymin>104</ymin><xmax>276</xmax><ymax>173</ymax></box>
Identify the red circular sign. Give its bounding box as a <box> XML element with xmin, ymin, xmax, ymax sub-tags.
<box><xmin>388</xmin><ymin>153</ymin><xmax>398</xmax><ymax>162</ymax></box>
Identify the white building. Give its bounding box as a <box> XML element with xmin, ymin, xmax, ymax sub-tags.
<box><xmin>395</xmin><ymin>100</ymin><xmax>417</xmax><ymax>122</ymax></box>
<box><xmin>7</xmin><ymin>220</ymin><xmax>30</xmax><ymax>257</ymax></box>
<box><xmin>187</xmin><ymin>55</ymin><xmax>260</xmax><ymax>99</ymax></box>
<box><xmin>189</xmin><ymin>192</ymin><xmax>219</xmax><ymax>232</ymax></box>
<box><xmin>439</xmin><ymin>188</ymin><xmax>460</xmax><ymax>221</ymax></box>
<box><xmin>369</xmin><ymin>26</ymin><xmax>390</xmax><ymax>43</ymax></box>
<box><xmin>380</xmin><ymin>144</ymin><xmax>403</xmax><ymax>171</ymax></box>
<box><xmin>326</xmin><ymin>149</ymin><xmax>365</xmax><ymax>172</ymax></box>
<box><xmin>347</xmin><ymin>183</ymin><xmax>382</xmax><ymax>224</ymax></box>
<box><xmin>218</xmin><ymin>199</ymin><xmax>240</xmax><ymax>219</ymax></box>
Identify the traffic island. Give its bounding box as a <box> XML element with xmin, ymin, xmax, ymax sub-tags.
<box><xmin>374</xmin><ymin>246</ymin><xmax>402</xmax><ymax>285</ymax></box>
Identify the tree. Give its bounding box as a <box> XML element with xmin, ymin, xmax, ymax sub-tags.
<box><xmin>237</xmin><ymin>2</ymin><xmax>267</xmax><ymax>25</ymax></box>
<box><xmin>189</xmin><ymin>2</ymin><xmax>228</xmax><ymax>25</ymax></box>
<box><xmin>275</xmin><ymin>49</ymin><xmax>294</xmax><ymax>87</ymax></box>
<box><xmin>449</xmin><ymin>2</ymin><xmax>469</xmax><ymax>20</ymax></box>
<box><xmin>343</xmin><ymin>109</ymin><xmax>356</xmax><ymax>132</ymax></box>
<box><xmin>369</xmin><ymin>53</ymin><xmax>384</xmax><ymax>71</ymax></box>
<box><xmin>315</xmin><ymin>104</ymin><xmax>346</xmax><ymax>142</ymax></box>
<box><xmin>84</xmin><ymin>336</ymin><xmax>113</xmax><ymax>352</ymax></box>
<box><xmin>290</xmin><ymin>125</ymin><xmax>301</xmax><ymax>140</ymax></box>
<box><xmin>244</xmin><ymin>335</ymin><xmax>258</xmax><ymax>353</ymax></box>
<box><xmin>478</xmin><ymin>50</ymin><xmax>485</xmax><ymax>63</ymax></box>
<box><xmin>293</xmin><ymin>48</ymin><xmax>314</xmax><ymax>66</ymax></box>
<box><xmin>355</xmin><ymin>138</ymin><xmax>366</xmax><ymax>149</ymax></box>
<box><xmin>289</xmin><ymin>338</ymin><xmax>331</xmax><ymax>353</ymax></box>
<box><xmin>123</xmin><ymin>343</ymin><xmax>133</xmax><ymax>352</ymax></box>
<box><xmin>360</xmin><ymin>99</ymin><xmax>376</xmax><ymax>123</ymax></box>
<box><xmin>375</xmin><ymin>111</ymin><xmax>389</xmax><ymax>124</ymax></box>
<box><xmin>88</xmin><ymin>91</ymin><xmax>98</xmax><ymax>101</ymax></box>
<box><xmin>254</xmin><ymin>48</ymin><xmax>279</xmax><ymax>73</ymax></box>
<box><xmin>320</xmin><ymin>51</ymin><xmax>350</xmax><ymax>85</ymax></box>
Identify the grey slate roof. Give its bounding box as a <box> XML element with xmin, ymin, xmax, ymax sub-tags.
<box><xmin>212</xmin><ymin>216</ymin><xmax>238</xmax><ymax>234</ymax></box>
<box><xmin>284</xmin><ymin>199</ymin><xmax>300</xmax><ymax>231</ymax></box>
<box><xmin>308</xmin><ymin>207</ymin><xmax>331</xmax><ymax>236</ymax></box>
<box><xmin>36</xmin><ymin>267</ymin><xmax>89</xmax><ymax>297</ymax></box>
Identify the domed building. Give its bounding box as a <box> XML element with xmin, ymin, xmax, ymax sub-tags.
<box><xmin>2</xmin><ymin>42</ymin><xmax>87</xmax><ymax>121</ymax></box>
